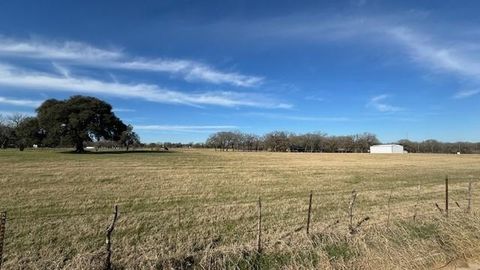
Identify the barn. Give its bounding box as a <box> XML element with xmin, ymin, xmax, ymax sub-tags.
<box><xmin>370</xmin><ymin>144</ymin><xmax>404</xmax><ymax>154</ymax></box>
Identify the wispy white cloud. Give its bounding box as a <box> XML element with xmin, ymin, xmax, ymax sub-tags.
<box><xmin>367</xmin><ymin>94</ymin><xmax>403</xmax><ymax>112</ymax></box>
<box><xmin>387</xmin><ymin>27</ymin><xmax>480</xmax><ymax>81</ymax></box>
<box><xmin>51</xmin><ymin>62</ymin><xmax>71</xmax><ymax>77</ymax></box>
<box><xmin>0</xmin><ymin>110</ymin><xmax>35</xmax><ymax>117</ymax></box>
<box><xmin>387</xmin><ymin>27</ymin><xmax>480</xmax><ymax>100</ymax></box>
<box><xmin>0</xmin><ymin>37</ymin><xmax>122</xmax><ymax>61</ymax></box>
<box><xmin>208</xmin><ymin>15</ymin><xmax>373</xmax><ymax>43</ymax></box>
<box><xmin>208</xmin><ymin>14</ymin><xmax>480</xmax><ymax>97</ymax></box>
<box><xmin>453</xmin><ymin>89</ymin><xmax>480</xmax><ymax>99</ymax></box>
<box><xmin>0</xmin><ymin>36</ymin><xmax>263</xmax><ymax>87</ymax></box>
<box><xmin>0</xmin><ymin>63</ymin><xmax>289</xmax><ymax>109</ymax></box>
<box><xmin>116</xmin><ymin>59</ymin><xmax>263</xmax><ymax>87</ymax></box>
<box><xmin>134</xmin><ymin>125</ymin><xmax>237</xmax><ymax>133</ymax></box>
<box><xmin>0</xmin><ymin>96</ymin><xmax>43</xmax><ymax>107</ymax></box>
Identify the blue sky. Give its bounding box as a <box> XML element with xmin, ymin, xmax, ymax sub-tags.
<box><xmin>0</xmin><ymin>0</ymin><xmax>479</xmax><ymax>143</ymax></box>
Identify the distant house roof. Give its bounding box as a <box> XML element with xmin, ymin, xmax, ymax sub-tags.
<box><xmin>371</xmin><ymin>144</ymin><xmax>402</xmax><ymax>147</ymax></box>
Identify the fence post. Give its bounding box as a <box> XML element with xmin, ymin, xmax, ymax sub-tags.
<box><xmin>445</xmin><ymin>176</ymin><xmax>449</xmax><ymax>218</ymax></box>
<box><xmin>105</xmin><ymin>205</ymin><xmax>119</xmax><ymax>270</ymax></box>
<box><xmin>348</xmin><ymin>190</ymin><xmax>357</xmax><ymax>230</ymax></box>
<box><xmin>306</xmin><ymin>191</ymin><xmax>313</xmax><ymax>234</ymax></box>
<box><xmin>177</xmin><ymin>206</ymin><xmax>182</xmax><ymax>228</ymax></box>
<box><xmin>467</xmin><ymin>181</ymin><xmax>473</xmax><ymax>214</ymax></box>
<box><xmin>257</xmin><ymin>197</ymin><xmax>262</xmax><ymax>254</ymax></box>
<box><xmin>0</xmin><ymin>211</ymin><xmax>6</xmax><ymax>270</ymax></box>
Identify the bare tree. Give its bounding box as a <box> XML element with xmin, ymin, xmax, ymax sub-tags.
<box><xmin>119</xmin><ymin>125</ymin><xmax>141</xmax><ymax>151</ymax></box>
<box><xmin>204</xmin><ymin>131</ymin><xmax>480</xmax><ymax>154</ymax></box>
<box><xmin>7</xmin><ymin>113</ymin><xmax>28</xmax><ymax>128</ymax></box>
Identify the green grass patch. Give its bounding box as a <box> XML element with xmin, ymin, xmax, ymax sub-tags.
<box><xmin>400</xmin><ymin>221</ymin><xmax>439</xmax><ymax>240</ymax></box>
<box><xmin>323</xmin><ymin>240</ymin><xmax>357</xmax><ymax>262</ymax></box>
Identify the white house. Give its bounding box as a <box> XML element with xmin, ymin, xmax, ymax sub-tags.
<box><xmin>370</xmin><ymin>144</ymin><xmax>404</xmax><ymax>154</ymax></box>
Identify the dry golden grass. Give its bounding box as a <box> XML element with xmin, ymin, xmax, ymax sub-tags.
<box><xmin>0</xmin><ymin>149</ymin><xmax>479</xmax><ymax>269</ymax></box>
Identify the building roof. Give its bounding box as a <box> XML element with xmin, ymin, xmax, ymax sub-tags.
<box><xmin>371</xmin><ymin>144</ymin><xmax>402</xmax><ymax>147</ymax></box>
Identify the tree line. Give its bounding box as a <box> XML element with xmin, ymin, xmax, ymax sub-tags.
<box><xmin>397</xmin><ymin>139</ymin><xmax>480</xmax><ymax>154</ymax></box>
<box><xmin>206</xmin><ymin>131</ymin><xmax>380</xmax><ymax>153</ymax></box>
<box><xmin>1</xmin><ymin>95</ymin><xmax>478</xmax><ymax>154</ymax></box>
<box><xmin>0</xmin><ymin>96</ymin><xmax>140</xmax><ymax>152</ymax></box>
<box><xmin>205</xmin><ymin>131</ymin><xmax>480</xmax><ymax>154</ymax></box>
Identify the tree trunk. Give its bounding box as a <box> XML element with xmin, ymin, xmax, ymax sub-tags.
<box><xmin>75</xmin><ymin>140</ymin><xmax>84</xmax><ymax>153</ymax></box>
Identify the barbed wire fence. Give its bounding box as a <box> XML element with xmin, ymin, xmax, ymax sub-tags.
<box><xmin>0</xmin><ymin>176</ymin><xmax>477</xmax><ymax>269</ymax></box>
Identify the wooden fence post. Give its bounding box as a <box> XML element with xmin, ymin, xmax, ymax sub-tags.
<box><xmin>257</xmin><ymin>197</ymin><xmax>262</xmax><ymax>254</ymax></box>
<box><xmin>105</xmin><ymin>205</ymin><xmax>119</xmax><ymax>270</ymax></box>
<box><xmin>0</xmin><ymin>211</ymin><xmax>6</xmax><ymax>270</ymax></box>
<box><xmin>348</xmin><ymin>190</ymin><xmax>357</xmax><ymax>230</ymax></box>
<box><xmin>445</xmin><ymin>176</ymin><xmax>449</xmax><ymax>218</ymax></box>
<box><xmin>467</xmin><ymin>181</ymin><xmax>473</xmax><ymax>214</ymax></box>
<box><xmin>177</xmin><ymin>206</ymin><xmax>182</xmax><ymax>228</ymax></box>
<box><xmin>306</xmin><ymin>191</ymin><xmax>313</xmax><ymax>234</ymax></box>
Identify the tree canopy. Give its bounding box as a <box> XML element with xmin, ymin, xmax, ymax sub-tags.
<box><xmin>15</xmin><ymin>117</ymin><xmax>44</xmax><ymax>151</ymax></box>
<box><xmin>119</xmin><ymin>125</ymin><xmax>141</xmax><ymax>151</ymax></box>
<box><xmin>36</xmin><ymin>96</ymin><xmax>128</xmax><ymax>152</ymax></box>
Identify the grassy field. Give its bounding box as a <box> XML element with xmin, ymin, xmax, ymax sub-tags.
<box><xmin>1</xmin><ymin>149</ymin><xmax>480</xmax><ymax>269</ymax></box>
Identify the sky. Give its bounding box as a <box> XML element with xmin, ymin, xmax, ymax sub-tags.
<box><xmin>0</xmin><ymin>0</ymin><xmax>479</xmax><ymax>143</ymax></box>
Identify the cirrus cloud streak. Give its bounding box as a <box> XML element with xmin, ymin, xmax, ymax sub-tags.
<box><xmin>0</xmin><ymin>96</ymin><xmax>43</xmax><ymax>107</ymax></box>
<box><xmin>0</xmin><ymin>36</ymin><xmax>263</xmax><ymax>87</ymax></box>
<box><xmin>0</xmin><ymin>63</ymin><xmax>289</xmax><ymax>109</ymax></box>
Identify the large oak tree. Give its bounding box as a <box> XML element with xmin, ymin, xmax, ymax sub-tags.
<box><xmin>37</xmin><ymin>96</ymin><xmax>127</xmax><ymax>152</ymax></box>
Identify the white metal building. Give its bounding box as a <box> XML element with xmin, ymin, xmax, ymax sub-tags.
<box><xmin>370</xmin><ymin>144</ymin><xmax>404</xmax><ymax>154</ymax></box>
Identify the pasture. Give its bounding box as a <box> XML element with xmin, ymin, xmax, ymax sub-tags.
<box><xmin>1</xmin><ymin>149</ymin><xmax>480</xmax><ymax>269</ymax></box>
